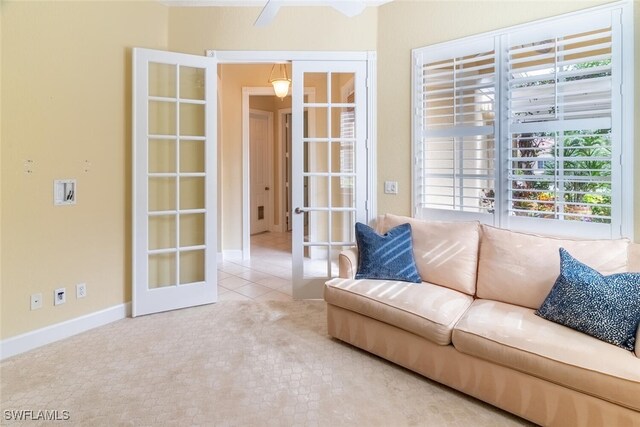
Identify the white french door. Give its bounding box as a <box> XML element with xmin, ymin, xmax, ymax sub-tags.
<box><xmin>291</xmin><ymin>61</ymin><xmax>368</xmax><ymax>299</ymax></box>
<box><xmin>132</xmin><ymin>48</ymin><xmax>217</xmax><ymax>316</ymax></box>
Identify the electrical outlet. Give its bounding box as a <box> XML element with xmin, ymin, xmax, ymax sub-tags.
<box><xmin>31</xmin><ymin>293</ymin><xmax>43</xmax><ymax>310</ymax></box>
<box><xmin>76</xmin><ymin>283</ymin><xmax>87</xmax><ymax>299</ymax></box>
<box><xmin>54</xmin><ymin>288</ymin><xmax>66</xmax><ymax>306</ymax></box>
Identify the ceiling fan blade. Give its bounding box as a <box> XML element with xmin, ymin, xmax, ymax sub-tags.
<box><xmin>254</xmin><ymin>0</ymin><xmax>282</xmax><ymax>27</ymax></box>
<box><xmin>329</xmin><ymin>1</ymin><xmax>366</xmax><ymax>18</ymax></box>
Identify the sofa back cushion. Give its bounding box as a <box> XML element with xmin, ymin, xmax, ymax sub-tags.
<box><xmin>377</xmin><ymin>214</ymin><xmax>480</xmax><ymax>295</ymax></box>
<box><xmin>629</xmin><ymin>243</ymin><xmax>640</xmax><ymax>273</ymax></box>
<box><xmin>477</xmin><ymin>225</ymin><xmax>630</xmax><ymax>309</ymax></box>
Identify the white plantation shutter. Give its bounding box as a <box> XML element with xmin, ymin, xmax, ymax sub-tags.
<box><xmin>414</xmin><ymin>39</ymin><xmax>497</xmax><ymax>221</ymax></box>
<box><xmin>340</xmin><ymin>91</ymin><xmax>355</xmax><ymax>190</ymax></box>
<box><xmin>412</xmin><ymin>5</ymin><xmax>631</xmax><ymax>238</ymax></box>
<box><xmin>507</xmin><ymin>18</ymin><xmax>614</xmax><ymax>232</ymax></box>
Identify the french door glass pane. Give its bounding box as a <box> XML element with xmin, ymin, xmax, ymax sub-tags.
<box><xmin>331</xmin><ymin>73</ymin><xmax>355</xmax><ymax>103</ymax></box>
<box><xmin>149</xmin><ymin>177</ymin><xmax>176</xmax><ymax>211</ymax></box>
<box><xmin>149</xmin><ymin>253</ymin><xmax>177</xmax><ymax>288</ymax></box>
<box><xmin>149</xmin><ymin>62</ymin><xmax>176</xmax><ymax>98</ymax></box>
<box><xmin>180</xmin><ymin>103</ymin><xmax>205</xmax><ymax>137</ymax></box>
<box><xmin>305</xmin><ymin>176</ymin><xmax>329</xmax><ymax>208</ymax></box>
<box><xmin>306</xmin><ymin>73</ymin><xmax>328</xmax><ymax>103</ymax></box>
<box><xmin>149</xmin><ymin>215</ymin><xmax>176</xmax><ymax>250</ymax></box>
<box><xmin>149</xmin><ymin>101</ymin><xmax>176</xmax><ymax>135</ymax></box>
<box><xmin>304</xmin><ymin>142</ymin><xmax>329</xmax><ymax>173</ymax></box>
<box><xmin>179</xmin><ymin>66</ymin><xmax>205</xmax><ymax>100</ymax></box>
<box><xmin>149</xmin><ymin>139</ymin><xmax>176</xmax><ymax>173</ymax></box>
<box><xmin>331</xmin><ymin>177</ymin><xmax>354</xmax><ymax>208</ymax></box>
<box><xmin>180</xmin><ymin>140</ymin><xmax>205</xmax><ymax>173</ymax></box>
<box><xmin>331</xmin><ymin>211</ymin><xmax>354</xmax><ymax>242</ymax></box>
<box><xmin>179</xmin><ymin>177</ymin><xmax>205</xmax><ymax>210</ymax></box>
<box><xmin>306</xmin><ymin>211</ymin><xmax>329</xmax><ymax>244</ymax></box>
<box><xmin>180</xmin><ymin>213</ymin><xmax>205</xmax><ymax>247</ymax></box>
<box><xmin>180</xmin><ymin>250</ymin><xmax>205</xmax><ymax>284</ymax></box>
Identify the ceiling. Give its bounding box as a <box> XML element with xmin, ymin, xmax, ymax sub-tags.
<box><xmin>160</xmin><ymin>1</ymin><xmax>392</xmax><ymax>9</ymax></box>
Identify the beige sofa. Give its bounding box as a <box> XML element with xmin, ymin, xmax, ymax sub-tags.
<box><xmin>324</xmin><ymin>214</ymin><xmax>640</xmax><ymax>426</ymax></box>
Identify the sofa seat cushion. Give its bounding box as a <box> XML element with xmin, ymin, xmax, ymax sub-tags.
<box><xmin>452</xmin><ymin>299</ymin><xmax>640</xmax><ymax>410</ymax></box>
<box><xmin>325</xmin><ymin>278</ymin><xmax>473</xmax><ymax>346</ymax></box>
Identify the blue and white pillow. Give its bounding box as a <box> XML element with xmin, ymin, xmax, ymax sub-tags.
<box><xmin>354</xmin><ymin>222</ymin><xmax>421</xmax><ymax>283</ymax></box>
<box><xmin>536</xmin><ymin>248</ymin><xmax>640</xmax><ymax>351</ymax></box>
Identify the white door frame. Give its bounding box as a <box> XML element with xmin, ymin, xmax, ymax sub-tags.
<box><xmin>278</xmin><ymin>107</ymin><xmax>292</xmax><ymax>233</ymax></box>
<box><xmin>211</xmin><ymin>50</ymin><xmax>378</xmax><ymax>261</ymax></box>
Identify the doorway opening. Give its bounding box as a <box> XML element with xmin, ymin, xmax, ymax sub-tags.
<box><xmin>213</xmin><ymin>51</ymin><xmax>376</xmax><ymax>299</ymax></box>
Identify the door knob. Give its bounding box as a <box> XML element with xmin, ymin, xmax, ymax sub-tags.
<box><xmin>265</xmin><ymin>186</ymin><xmax>270</xmax><ymax>191</ymax></box>
<box><xmin>294</xmin><ymin>207</ymin><xmax>306</xmax><ymax>214</ymax></box>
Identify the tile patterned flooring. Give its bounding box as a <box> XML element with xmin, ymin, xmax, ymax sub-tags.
<box><xmin>217</xmin><ymin>231</ymin><xmax>294</xmax><ymax>302</ymax></box>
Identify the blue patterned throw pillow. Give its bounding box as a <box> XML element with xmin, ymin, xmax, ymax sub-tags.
<box><xmin>536</xmin><ymin>248</ymin><xmax>640</xmax><ymax>351</ymax></box>
<box><xmin>354</xmin><ymin>222</ymin><xmax>421</xmax><ymax>283</ymax></box>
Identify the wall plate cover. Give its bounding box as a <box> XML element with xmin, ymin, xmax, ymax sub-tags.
<box><xmin>54</xmin><ymin>179</ymin><xmax>76</xmax><ymax>205</ymax></box>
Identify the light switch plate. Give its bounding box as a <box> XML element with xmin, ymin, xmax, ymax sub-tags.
<box><xmin>384</xmin><ymin>181</ymin><xmax>398</xmax><ymax>194</ymax></box>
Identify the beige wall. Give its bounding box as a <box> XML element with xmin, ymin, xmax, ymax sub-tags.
<box><xmin>376</xmin><ymin>0</ymin><xmax>638</xmax><ymax>242</ymax></box>
<box><xmin>0</xmin><ymin>1</ymin><xmax>168</xmax><ymax>339</ymax></box>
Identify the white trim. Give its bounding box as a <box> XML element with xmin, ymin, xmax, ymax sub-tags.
<box><xmin>620</xmin><ymin>0</ymin><xmax>635</xmax><ymax>240</ymax></box>
<box><xmin>222</xmin><ymin>249</ymin><xmax>244</xmax><ymax>261</ymax></box>
<box><xmin>1</xmin><ymin>303</ymin><xmax>131</xmax><ymax>360</ymax></box>
<box><xmin>208</xmin><ymin>50</ymin><xmax>371</xmax><ymax>62</ymax></box>
<box><xmin>277</xmin><ymin>107</ymin><xmax>292</xmax><ymax>233</ymax></box>
<box><xmin>367</xmin><ymin>51</ymin><xmax>377</xmax><ymax>221</ymax></box>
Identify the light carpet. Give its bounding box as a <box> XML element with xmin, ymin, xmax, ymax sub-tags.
<box><xmin>1</xmin><ymin>301</ymin><xmax>531</xmax><ymax>426</ymax></box>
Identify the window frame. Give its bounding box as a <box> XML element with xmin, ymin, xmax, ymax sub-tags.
<box><xmin>411</xmin><ymin>0</ymin><xmax>634</xmax><ymax>239</ymax></box>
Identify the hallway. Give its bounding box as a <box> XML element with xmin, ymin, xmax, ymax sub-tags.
<box><xmin>217</xmin><ymin>232</ymin><xmax>293</xmax><ymax>301</ymax></box>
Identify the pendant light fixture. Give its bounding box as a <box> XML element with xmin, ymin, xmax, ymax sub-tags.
<box><xmin>269</xmin><ymin>63</ymin><xmax>291</xmax><ymax>99</ymax></box>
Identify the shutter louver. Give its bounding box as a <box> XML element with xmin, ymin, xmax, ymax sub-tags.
<box><xmin>340</xmin><ymin>91</ymin><xmax>355</xmax><ymax>190</ymax></box>
<box><xmin>417</xmin><ymin>47</ymin><xmax>496</xmax><ymax>215</ymax></box>
<box><xmin>507</xmin><ymin>26</ymin><xmax>613</xmax><ymax>224</ymax></box>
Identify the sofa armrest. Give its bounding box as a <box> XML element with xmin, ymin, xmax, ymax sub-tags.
<box><xmin>339</xmin><ymin>248</ymin><xmax>359</xmax><ymax>279</ymax></box>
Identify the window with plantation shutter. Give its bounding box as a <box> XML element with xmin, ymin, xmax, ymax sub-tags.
<box><xmin>414</xmin><ymin>39</ymin><xmax>496</xmax><ymax>220</ymax></box>
<box><xmin>412</xmin><ymin>3</ymin><xmax>634</xmax><ymax>239</ymax></box>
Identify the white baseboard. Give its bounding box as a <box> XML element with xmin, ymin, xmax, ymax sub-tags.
<box><xmin>223</xmin><ymin>249</ymin><xmax>244</xmax><ymax>261</ymax></box>
<box><xmin>1</xmin><ymin>303</ymin><xmax>131</xmax><ymax>360</ymax></box>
